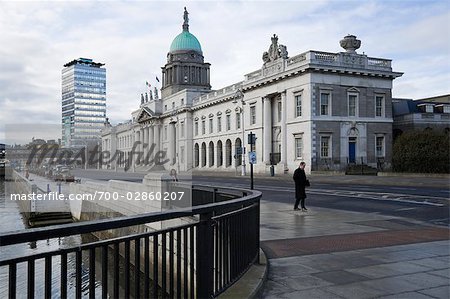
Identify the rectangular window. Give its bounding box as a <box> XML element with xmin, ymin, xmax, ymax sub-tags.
<box><xmin>226</xmin><ymin>115</ymin><xmax>231</xmax><ymax>131</ymax></box>
<box><xmin>180</xmin><ymin>122</ymin><xmax>185</xmax><ymax>138</ymax></box>
<box><xmin>375</xmin><ymin>96</ymin><xmax>384</xmax><ymax>117</ymax></box>
<box><xmin>348</xmin><ymin>94</ymin><xmax>357</xmax><ymax>117</ymax></box>
<box><xmin>295</xmin><ymin>137</ymin><xmax>303</xmax><ymax>159</ymax></box>
<box><xmin>320</xmin><ymin>136</ymin><xmax>330</xmax><ymax>157</ymax></box>
<box><xmin>376</xmin><ymin>136</ymin><xmax>384</xmax><ymax>157</ymax></box>
<box><xmin>236</xmin><ymin>113</ymin><xmax>241</xmax><ymax>129</ymax></box>
<box><xmin>194</xmin><ymin>121</ymin><xmax>198</xmax><ymax>136</ymax></box>
<box><xmin>295</xmin><ymin>95</ymin><xmax>302</xmax><ymax>117</ymax></box>
<box><xmin>181</xmin><ymin>98</ymin><xmax>184</xmax><ymax>106</ymax></box>
<box><xmin>217</xmin><ymin>116</ymin><xmax>222</xmax><ymax>132</ymax></box>
<box><xmin>209</xmin><ymin>118</ymin><xmax>213</xmax><ymax>133</ymax></box>
<box><xmin>425</xmin><ymin>104</ymin><xmax>434</xmax><ymax>113</ymax></box>
<box><xmin>172</xmin><ymin>102</ymin><xmax>175</xmax><ymax>109</ymax></box>
<box><xmin>444</xmin><ymin>106</ymin><xmax>450</xmax><ymax>113</ymax></box>
<box><xmin>250</xmin><ymin>105</ymin><xmax>256</xmax><ymax>125</ymax></box>
<box><xmin>277</xmin><ymin>101</ymin><xmax>282</xmax><ymax>122</ymax></box>
<box><xmin>202</xmin><ymin>120</ymin><xmax>206</xmax><ymax>135</ymax></box>
<box><xmin>320</xmin><ymin>93</ymin><xmax>330</xmax><ymax>116</ymax></box>
<box><xmin>164</xmin><ymin>126</ymin><xmax>168</xmax><ymax>140</ymax></box>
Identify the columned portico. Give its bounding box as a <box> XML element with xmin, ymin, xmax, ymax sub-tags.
<box><xmin>263</xmin><ymin>96</ymin><xmax>272</xmax><ymax>165</ymax></box>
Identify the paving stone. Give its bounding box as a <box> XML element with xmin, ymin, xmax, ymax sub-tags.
<box><xmin>375</xmin><ymin>291</ymin><xmax>436</xmax><ymax>299</ymax></box>
<box><xmin>268</xmin><ymin>263</ymin><xmax>319</xmax><ymax>279</ymax></box>
<box><xmin>418</xmin><ymin>286</ymin><xmax>450</xmax><ymax>298</ymax></box>
<box><xmin>276</xmin><ymin>274</ymin><xmax>333</xmax><ymax>291</ymax></box>
<box><xmin>324</xmin><ymin>282</ymin><xmax>388</xmax><ymax>299</ymax></box>
<box><xmin>410</xmin><ymin>257</ymin><xmax>450</xmax><ymax>270</ymax></box>
<box><xmin>259</xmin><ymin>278</ymin><xmax>293</xmax><ymax>297</ymax></box>
<box><xmin>399</xmin><ymin>272</ymin><xmax>450</xmax><ymax>289</ymax></box>
<box><xmin>360</xmin><ymin>276</ymin><xmax>424</xmax><ymax>294</ymax></box>
<box><xmin>427</xmin><ymin>268</ymin><xmax>450</xmax><ymax>279</ymax></box>
<box><xmin>277</xmin><ymin>288</ymin><xmax>345</xmax><ymax>299</ymax></box>
<box><xmin>347</xmin><ymin>261</ymin><xmax>431</xmax><ymax>279</ymax></box>
<box><xmin>312</xmin><ymin>270</ymin><xmax>370</xmax><ymax>285</ymax></box>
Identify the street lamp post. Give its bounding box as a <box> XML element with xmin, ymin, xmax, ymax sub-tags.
<box><xmin>233</xmin><ymin>89</ymin><xmax>246</xmax><ymax>176</ymax></box>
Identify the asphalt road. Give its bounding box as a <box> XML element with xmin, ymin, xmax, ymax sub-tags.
<box><xmin>72</xmin><ymin>169</ymin><xmax>450</xmax><ymax>227</ymax></box>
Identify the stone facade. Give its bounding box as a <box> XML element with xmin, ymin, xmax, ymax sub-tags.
<box><xmin>102</xmin><ymin>11</ymin><xmax>403</xmax><ymax>174</ymax></box>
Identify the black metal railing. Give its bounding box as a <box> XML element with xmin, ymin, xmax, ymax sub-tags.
<box><xmin>0</xmin><ymin>185</ymin><xmax>261</xmax><ymax>299</ymax></box>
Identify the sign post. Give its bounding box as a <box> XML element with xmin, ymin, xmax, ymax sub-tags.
<box><xmin>248</xmin><ymin>132</ymin><xmax>256</xmax><ymax>189</ymax></box>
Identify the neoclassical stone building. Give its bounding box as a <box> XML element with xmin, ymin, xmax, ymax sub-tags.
<box><xmin>102</xmin><ymin>8</ymin><xmax>403</xmax><ymax>174</ymax></box>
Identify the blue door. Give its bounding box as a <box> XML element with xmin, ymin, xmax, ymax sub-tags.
<box><xmin>349</xmin><ymin>141</ymin><xmax>356</xmax><ymax>163</ymax></box>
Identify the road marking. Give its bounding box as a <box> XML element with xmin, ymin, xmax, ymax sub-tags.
<box><xmin>395</xmin><ymin>207</ymin><xmax>417</xmax><ymax>211</ymax></box>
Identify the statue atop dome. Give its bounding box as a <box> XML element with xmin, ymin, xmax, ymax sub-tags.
<box><xmin>183</xmin><ymin>7</ymin><xmax>189</xmax><ymax>31</ymax></box>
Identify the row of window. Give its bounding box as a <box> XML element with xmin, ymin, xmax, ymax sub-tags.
<box><xmin>192</xmin><ymin>106</ymin><xmax>258</xmax><ymax>136</ymax></box>
<box><xmin>293</xmin><ymin>135</ymin><xmax>385</xmax><ymax>159</ymax></box>
<box><xmin>319</xmin><ymin>92</ymin><xmax>385</xmax><ymax>117</ymax></box>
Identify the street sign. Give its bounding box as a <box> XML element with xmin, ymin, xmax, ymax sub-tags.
<box><xmin>248</xmin><ymin>133</ymin><xmax>256</xmax><ymax>145</ymax></box>
<box><xmin>248</xmin><ymin>151</ymin><xmax>257</xmax><ymax>164</ymax></box>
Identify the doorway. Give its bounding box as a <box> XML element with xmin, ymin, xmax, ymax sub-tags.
<box><xmin>349</xmin><ymin>137</ymin><xmax>356</xmax><ymax>163</ymax></box>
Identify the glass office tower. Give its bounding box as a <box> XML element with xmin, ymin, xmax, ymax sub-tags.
<box><xmin>62</xmin><ymin>58</ymin><xmax>106</xmax><ymax>148</ymax></box>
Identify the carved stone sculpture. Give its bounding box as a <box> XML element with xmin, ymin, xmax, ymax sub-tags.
<box><xmin>262</xmin><ymin>34</ymin><xmax>288</xmax><ymax>63</ymax></box>
<box><xmin>340</xmin><ymin>34</ymin><xmax>361</xmax><ymax>53</ymax></box>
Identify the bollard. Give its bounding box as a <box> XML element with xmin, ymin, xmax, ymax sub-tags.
<box><xmin>47</xmin><ymin>184</ymin><xmax>50</xmax><ymax>193</ymax></box>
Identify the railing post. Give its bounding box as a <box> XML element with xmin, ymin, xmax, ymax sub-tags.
<box><xmin>196</xmin><ymin>212</ymin><xmax>214</xmax><ymax>298</ymax></box>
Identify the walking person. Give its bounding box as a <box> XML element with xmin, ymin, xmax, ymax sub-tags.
<box><xmin>293</xmin><ymin>162</ymin><xmax>309</xmax><ymax>211</ymax></box>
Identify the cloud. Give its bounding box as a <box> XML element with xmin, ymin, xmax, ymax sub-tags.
<box><xmin>0</xmin><ymin>0</ymin><xmax>449</xmax><ymax>144</ymax></box>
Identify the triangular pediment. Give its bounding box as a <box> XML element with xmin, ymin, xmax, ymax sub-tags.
<box><xmin>137</xmin><ymin>107</ymin><xmax>155</xmax><ymax>123</ymax></box>
<box><xmin>347</xmin><ymin>87</ymin><xmax>360</xmax><ymax>93</ymax></box>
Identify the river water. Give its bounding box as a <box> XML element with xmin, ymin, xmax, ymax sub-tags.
<box><xmin>0</xmin><ymin>179</ymin><xmax>149</xmax><ymax>298</ymax></box>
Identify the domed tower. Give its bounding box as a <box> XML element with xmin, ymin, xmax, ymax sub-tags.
<box><xmin>161</xmin><ymin>7</ymin><xmax>211</xmax><ymax>98</ymax></box>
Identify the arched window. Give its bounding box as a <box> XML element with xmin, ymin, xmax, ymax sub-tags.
<box><xmin>217</xmin><ymin>140</ymin><xmax>223</xmax><ymax>167</ymax></box>
<box><xmin>194</xmin><ymin>143</ymin><xmax>199</xmax><ymax>167</ymax></box>
<box><xmin>235</xmin><ymin>138</ymin><xmax>242</xmax><ymax>166</ymax></box>
<box><xmin>209</xmin><ymin>141</ymin><xmax>215</xmax><ymax>167</ymax></box>
<box><xmin>225</xmin><ymin>139</ymin><xmax>232</xmax><ymax>167</ymax></box>
<box><xmin>201</xmin><ymin>142</ymin><xmax>207</xmax><ymax>167</ymax></box>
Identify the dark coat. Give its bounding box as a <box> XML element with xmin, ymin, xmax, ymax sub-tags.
<box><xmin>293</xmin><ymin>168</ymin><xmax>307</xmax><ymax>199</ymax></box>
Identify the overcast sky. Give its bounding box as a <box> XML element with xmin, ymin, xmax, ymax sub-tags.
<box><xmin>1</xmin><ymin>0</ymin><xmax>449</xmax><ymax>144</ymax></box>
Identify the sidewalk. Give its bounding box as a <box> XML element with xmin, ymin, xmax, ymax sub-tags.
<box><xmin>258</xmin><ymin>200</ymin><xmax>450</xmax><ymax>298</ymax></box>
<box><xmin>193</xmin><ymin>170</ymin><xmax>450</xmax><ymax>189</ymax></box>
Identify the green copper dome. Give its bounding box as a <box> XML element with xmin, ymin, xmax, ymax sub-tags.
<box><xmin>169</xmin><ymin>31</ymin><xmax>202</xmax><ymax>53</ymax></box>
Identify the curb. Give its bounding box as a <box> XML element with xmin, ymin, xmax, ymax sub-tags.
<box><xmin>218</xmin><ymin>248</ymin><xmax>268</xmax><ymax>299</ymax></box>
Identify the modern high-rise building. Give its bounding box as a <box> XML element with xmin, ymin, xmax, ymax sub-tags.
<box><xmin>61</xmin><ymin>58</ymin><xmax>106</xmax><ymax>148</ymax></box>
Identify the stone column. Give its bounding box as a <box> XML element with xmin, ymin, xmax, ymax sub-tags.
<box><xmin>154</xmin><ymin>124</ymin><xmax>160</xmax><ymax>155</ymax></box>
<box><xmin>280</xmin><ymin>91</ymin><xmax>287</xmax><ymax>170</ymax></box>
<box><xmin>134</xmin><ymin>130</ymin><xmax>140</xmax><ymax>169</ymax></box>
<box><xmin>139</xmin><ymin>128</ymin><xmax>145</xmax><ymax>165</ymax></box>
<box><xmin>143</xmin><ymin>127</ymin><xmax>148</xmax><ymax>165</ymax></box>
<box><xmin>168</xmin><ymin>122</ymin><xmax>176</xmax><ymax>166</ymax></box>
<box><xmin>263</xmin><ymin>96</ymin><xmax>272</xmax><ymax>165</ymax></box>
<box><xmin>148</xmin><ymin>125</ymin><xmax>154</xmax><ymax>164</ymax></box>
